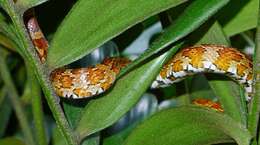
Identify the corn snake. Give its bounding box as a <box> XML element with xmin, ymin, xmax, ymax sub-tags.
<box><xmin>27</xmin><ymin>17</ymin><xmax>253</xmax><ymax>102</ymax></box>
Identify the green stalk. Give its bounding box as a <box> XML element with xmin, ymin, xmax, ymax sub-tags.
<box><xmin>0</xmin><ymin>86</ymin><xmax>12</xmax><ymax>137</ymax></box>
<box><xmin>1</xmin><ymin>1</ymin><xmax>79</xmax><ymax>144</ymax></box>
<box><xmin>0</xmin><ymin>48</ymin><xmax>35</xmax><ymax>145</ymax></box>
<box><xmin>258</xmin><ymin>127</ymin><xmax>260</xmax><ymax>144</ymax></box>
<box><xmin>28</xmin><ymin>62</ymin><xmax>48</xmax><ymax>145</ymax></box>
<box><xmin>248</xmin><ymin>2</ymin><xmax>260</xmax><ymax>141</ymax></box>
<box><xmin>0</xmin><ymin>87</ymin><xmax>5</xmax><ymax>105</ymax></box>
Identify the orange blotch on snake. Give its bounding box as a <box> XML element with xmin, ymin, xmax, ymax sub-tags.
<box><xmin>172</xmin><ymin>59</ymin><xmax>183</xmax><ymax>72</ymax></box>
<box><xmin>247</xmin><ymin>73</ymin><xmax>253</xmax><ymax>81</ymax></box>
<box><xmin>100</xmin><ymin>82</ymin><xmax>112</xmax><ymax>90</ymax></box>
<box><xmin>86</xmin><ymin>64</ymin><xmax>115</xmax><ymax>85</ymax></box>
<box><xmin>33</xmin><ymin>38</ymin><xmax>48</xmax><ymax>61</ymax></box>
<box><xmin>214</xmin><ymin>48</ymin><xmax>243</xmax><ymax>71</ymax></box>
<box><xmin>55</xmin><ymin>90</ymin><xmax>64</xmax><ymax>97</ymax></box>
<box><xmin>237</xmin><ymin>63</ymin><xmax>248</xmax><ymax>77</ymax></box>
<box><xmin>192</xmin><ymin>98</ymin><xmax>224</xmax><ymax>112</ymax></box>
<box><xmin>182</xmin><ymin>47</ymin><xmax>205</xmax><ymax>68</ymax></box>
<box><xmin>73</xmin><ymin>88</ymin><xmax>92</xmax><ymax>98</ymax></box>
<box><xmin>27</xmin><ymin>17</ymin><xmax>48</xmax><ymax>62</ymax></box>
<box><xmin>102</xmin><ymin>57</ymin><xmax>131</xmax><ymax>74</ymax></box>
<box><xmin>50</xmin><ymin>64</ymin><xmax>116</xmax><ymax>98</ymax></box>
<box><xmin>61</xmin><ymin>75</ymin><xmax>73</xmax><ymax>88</ymax></box>
<box><xmin>159</xmin><ymin>67</ymin><xmax>168</xmax><ymax>79</ymax></box>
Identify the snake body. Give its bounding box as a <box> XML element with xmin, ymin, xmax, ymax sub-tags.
<box><xmin>27</xmin><ymin>17</ymin><xmax>253</xmax><ymax>101</ymax></box>
<box><xmin>152</xmin><ymin>44</ymin><xmax>253</xmax><ymax>100</ymax></box>
<box><xmin>27</xmin><ymin>17</ymin><xmax>49</xmax><ymax>62</ymax></box>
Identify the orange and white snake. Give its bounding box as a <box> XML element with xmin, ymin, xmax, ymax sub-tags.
<box><xmin>27</xmin><ymin>17</ymin><xmax>253</xmax><ymax>102</ymax></box>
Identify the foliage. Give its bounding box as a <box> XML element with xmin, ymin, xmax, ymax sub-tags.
<box><xmin>0</xmin><ymin>0</ymin><xmax>259</xmax><ymax>145</ymax></box>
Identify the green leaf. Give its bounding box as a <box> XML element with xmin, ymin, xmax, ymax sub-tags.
<box><xmin>47</xmin><ymin>0</ymin><xmax>187</xmax><ymax>68</ymax></box>
<box><xmin>118</xmin><ymin>0</ymin><xmax>230</xmax><ymax>77</ymax></box>
<box><xmin>0</xmin><ymin>137</ymin><xmax>26</xmax><ymax>145</ymax></box>
<box><xmin>218</xmin><ymin>0</ymin><xmax>259</xmax><ymax>36</ymax></box>
<box><xmin>75</xmin><ymin>43</ymin><xmax>182</xmax><ymax>139</ymax></box>
<box><xmin>124</xmin><ymin>107</ymin><xmax>251</xmax><ymax>145</ymax></box>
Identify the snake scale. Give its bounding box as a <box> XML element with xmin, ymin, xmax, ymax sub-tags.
<box><xmin>27</xmin><ymin>17</ymin><xmax>253</xmax><ymax>102</ymax></box>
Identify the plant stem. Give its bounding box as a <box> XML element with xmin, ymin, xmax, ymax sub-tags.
<box><xmin>0</xmin><ymin>48</ymin><xmax>35</xmax><ymax>145</ymax></box>
<box><xmin>248</xmin><ymin>3</ymin><xmax>260</xmax><ymax>140</ymax></box>
<box><xmin>0</xmin><ymin>86</ymin><xmax>12</xmax><ymax>137</ymax></box>
<box><xmin>2</xmin><ymin>1</ymin><xmax>79</xmax><ymax>144</ymax></box>
<box><xmin>0</xmin><ymin>87</ymin><xmax>5</xmax><ymax>105</ymax></box>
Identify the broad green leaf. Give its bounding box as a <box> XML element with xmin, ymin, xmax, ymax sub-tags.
<box><xmin>0</xmin><ymin>137</ymin><xmax>26</xmax><ymax>145</ymax></box>
<box><xmin>219</xmin><ymin>0</ymin><xmax>259</xmax><ymax>36</ymax></box>
<box><xmin>196</xmin><ymin>21</ymin><xmax>247</xmax><ymax>125</ymax></box>
<box><xmin>124</xmin><ymin>107</ymin><xmax>251</xmax><ymax>145</ymax></box>
<box><xmin>76</xmin><ymin>43</ymin><xmax>182</xmax><ymax>139</ymax></box>
<box><xmin>118</xmin><ymin>0</ymin><xmax>230</xmax><ymax>77</ymax></box>
<box><xmin>47</xmin><ymin>0</ymin><xmax>187</xmax><ymax>68</ymax></box>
